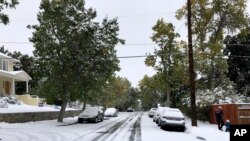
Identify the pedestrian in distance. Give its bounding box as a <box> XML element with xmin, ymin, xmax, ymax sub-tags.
<box><xmin>225</xmin><ymin>119</ymin><xmax>230</xmax><ymax>132</ymax></box>
<box><xmin>215</xmin><ymin>106</ymin><xmax>224</xmax><ymax>131</ymax></box>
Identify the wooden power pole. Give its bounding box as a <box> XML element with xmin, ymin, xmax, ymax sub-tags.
<box><xmin>187</xmin><ymin>0</ymin><xmax>197</xmax><ymax>126</ymax></box>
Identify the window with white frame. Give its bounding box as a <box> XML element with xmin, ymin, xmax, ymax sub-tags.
<box><xmin>2</xmin><ymin>60</ymin><xmax>8</xmax><ymax>71</ymax></box>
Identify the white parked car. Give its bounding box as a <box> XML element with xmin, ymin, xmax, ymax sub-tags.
<box><xmin>153</xmin><ymin>107</ymin><xmax>169</xmax><ymax>124</ymax></box>
<box><xmin>158</xmin><ymin>108</ymin><xmax>185</xmax><ymax>131</ymax></box>
<box><xmin>104</xmin><ymin>108</ymin><xmax>118</xmax><ymax>117</ymax></box>
<box><xmin>78</xmin><ymin>107</ymin><xmax>104</xmax><ymax>123</ymax></box>
<box><xmin>148</xmin><ymin>108</ymin><xmax>157</xmax><ymax>118</ymax></box>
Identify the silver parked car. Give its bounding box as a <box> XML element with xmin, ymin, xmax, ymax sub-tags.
<box><xmin>158</xmin><ymin>108</ymin><xmax>185</xmax><ymax>131</ymax></box>
<box><xmin>148</xmin><ymin>108</ymin><xmax>157</xmax><ymax>118</ymax></box>
<box><xmin>78</xmin><ymin>107</ymin><xmax>104</xmax><ymax>123</ymax></box>
<box><xmin>104</xmin><ymin>108</ymin><xmax>118</xmax><ymax>117</ymax></box>
<box><xmin>153</xmin><ymin>107</ymin><xmax>169</xmax><ymax>124</ymax></box>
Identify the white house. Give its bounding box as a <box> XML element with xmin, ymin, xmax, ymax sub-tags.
<box><xmin>0</xmin><ymin>52</ymin><xmax>32</xmax><ymax>96</ymax></box>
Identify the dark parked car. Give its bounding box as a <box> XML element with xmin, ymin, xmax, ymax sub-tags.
<box><xmin>78</xmin><ymin>107</ymin><xmax>104</xmax><ymax>123</ymax></box>
<box><xmin>127</xmin><ymin>107</ymin><xmax>134</xmax><ymax>112</ymax></box>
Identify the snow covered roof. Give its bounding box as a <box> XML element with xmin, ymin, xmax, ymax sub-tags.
<box><xmin>0</xmin><ymin>52</ymin><xmax>19</xmax><ymax>63</ymax></box>
<box><xmin>0</xmin><ymin>70</ymin><xmax>32</xmax><ymax>81</ymax></box>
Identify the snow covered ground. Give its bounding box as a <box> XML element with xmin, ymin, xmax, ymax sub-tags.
<box><xmin>0</xmin><ymin>104</ymin><xmax>78</xmax><ymax>113</ymax></box>
<box><xmin>0</xmin><ymin>105</ymin><xmax>229</xmax><ymax>141</ymax></box>
<box><xmin>142</xmin><ymin>114</ymin><xmax>229</xmax><ymax>141</ymax></box>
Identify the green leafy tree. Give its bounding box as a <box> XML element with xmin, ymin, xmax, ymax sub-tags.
<box><xmin>176</xmin><ymin>0</ymin><xmax>249</xmax><ymax>90</ymax></box>
<box><xmin>0</xmin><ymin>0</ymin><xmax>19</xmax><ymax>25</ymax></box>
<box><xmin>224</xmin><ymin>28</ymin><xmax>250</xmax><ymax>95</ymax></box>
<box><xmin>122</xmin><ymin>87</ymin><xmax>140</xmax><ymax>110</ymax></box>
<box><xmin>145</xmin><ymin>19</ymin><xmax>188</xmax><ymax>107</ymax></box>
<box><xmin>139</xmin><ymin>74</ymin><xmax>164</xmax><ymax>110</ymax></box>
<box><xmin>29</xmin><ymin>0</ymin><xmax>123</xmax><ymax>122</ymax></box>
<box><xmin>91</xmin><ymin>76</ymin><xmax>132</xmax><ymax>111</ymax></box>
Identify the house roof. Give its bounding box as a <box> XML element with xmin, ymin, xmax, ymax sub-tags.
<box><xmin>0</xmin><ymin>52</ymin><xmax>19</xmax><ymax>63</ymax></box>
<box><xmin>0</xmin><ymin>70</ymin><xmax>32</xmax><ymax>81</ymax></box>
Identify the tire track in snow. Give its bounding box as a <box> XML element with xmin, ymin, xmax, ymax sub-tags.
<box><xmin>108</xmin><ymin>112</ymin><xmax>142</xmax><ymax>141</ymax></box>
<box><xmin>129</xmin><ymin>112</ymin><xmax>142</xmax><ymax>141</ymax></box>
<box><xmin>91</xmin><ymin>113</ymin><xmax>138</xmax><ymax>141</ymax></box>
<box><xmin>0</xmin><ymin>130</ymin><xmax>41</xmax><ymax>141</ymax></box>
<box><xmin>72</xmin><ymin>113</ymin><xmax>137</xmax><ymax>141</ymax></box>
<box><xmin>0</xmin><ymin>125</ymin><xmax>80</xmax><ymax>141</ymax></box>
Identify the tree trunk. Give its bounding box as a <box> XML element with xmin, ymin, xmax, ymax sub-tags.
<box><xmin>166</xmin><ymin>91</ymin><xmax>171</xmax><ymax>107</ymax></box>
<box><xmin>82</xmin><ymin>98</ymin><xmax>87</xmax><ymax>110</ymax></box>
<box><xmin>57</xmin><ymin>99</ymin><xmax>67</xmax><ymax>122</ymax></box>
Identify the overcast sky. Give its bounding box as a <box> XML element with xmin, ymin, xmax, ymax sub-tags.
<box><xmin>0</xmin><ymin>0</ymin><xmax>249</xmax><ymax>87</ymax></box>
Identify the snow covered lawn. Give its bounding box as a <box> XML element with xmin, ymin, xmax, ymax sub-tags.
<box><xmin>0</xmin><ymin>104</ymin><xmax>77</xmax><ymax>113</ymax></box>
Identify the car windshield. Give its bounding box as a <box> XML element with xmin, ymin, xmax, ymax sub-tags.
<box><xmin>105</xmin><ymin>108</ymin><xmax>116</xmax><ymax>113</ymax></box>
<box><xmin>162</xmin><ymin>109</ymin><xmax>184</xmax><ymax>118</ymax></box>
<box><xmin>82</xmin><ymin>107</ymin><xmax>98</xmax><ymax>115</ymax></box>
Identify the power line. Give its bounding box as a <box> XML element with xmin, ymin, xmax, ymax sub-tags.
<box><xmin>0</xmin><ymin>41</ymin><xmax>32</xmax><ymax>44</ymax></box>
<box><xmin>118</xmin><ymin>54</ymin><xmax>250</xmax><ymax>59</ymax></box>
<box><xmin>2</xmin><ymin>53</ymin><xmax>250</xmax><ymax>59</ymax></box>
<box><xmin>0</xmin><ymin>41</ymin><xmax>156</xmax><ymax>46</ymax></box>
<box><xmin>8</xmin><ymin>12</ymin><xmax>177</xmax><ymax>22</ymax></box>
<box><xmin>118</xmin><ymin>55</ymin><xmax>155</xmax><ymax>58</ymax></box>
<box><xmin>1</xmin><ymin>41</ymin><xmax>250</xmax><ymax>47</ymax></box>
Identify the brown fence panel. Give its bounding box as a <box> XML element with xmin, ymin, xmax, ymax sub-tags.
<box><xmin>237</xmin><ymin>104</ymin><xmax>250</xmax><ymax>124</ymax></box>
<box><xmin>209</xmin><ymin>104</ymin><xmax>238</xmax><ymax>124</ymax></box>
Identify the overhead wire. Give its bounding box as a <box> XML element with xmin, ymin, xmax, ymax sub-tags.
<box><xmin>1</xmin><ymin>41</ymin><xmax>250</xmax><ymax>47</ymax></box>
<box><xmin>1</xmin><ymin>41</ymin><xmax>250</xmax><ymax>59</ymax></box>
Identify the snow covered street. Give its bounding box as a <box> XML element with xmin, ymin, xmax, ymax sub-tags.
<box><xmin>0</xmin><ymin>112</ymin><xmax>229</xmax><ymax>141</ymax></box>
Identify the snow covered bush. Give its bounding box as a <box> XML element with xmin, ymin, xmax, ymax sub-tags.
<box><xmin>0</xmin><ymin>100</ymin><xmax>8</xmax><ymax>108</ymax></box>
<box><xmin>68</xmin><ymin>100</ymin><xmax>82</xmax><ymax>109</ymax></box>
<box><xmin>183</xmin><ymin>86</ymin><xmax>248</xmax><ymax>106</ymax></box>
<box><xmin>180</xmin><ymin>86</ymin><xmax>249</xmax><ymax>120</ymax></box>
<box><xmin>0</xmin><ymin>95</ymin><xmax>22</xmax><ymax>105</ymax></box>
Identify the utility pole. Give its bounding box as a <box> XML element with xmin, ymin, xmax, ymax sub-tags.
<box><xmin>187</xmin><ymin>0</ymin><xmax>197</xmax><ymax>126</ymax></box>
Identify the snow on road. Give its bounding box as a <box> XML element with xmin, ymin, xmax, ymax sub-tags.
<box><xmin>0</xmin><ymin>112</ymin><xmax>229</xmax><ymax>141</ymax></box>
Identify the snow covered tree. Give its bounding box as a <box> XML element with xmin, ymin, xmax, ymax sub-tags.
<box><xmin>176</xmin><ymin>0</ymin><xmax>249</xmax><ymax>90</ymax></box>
<box><xmin>29</xmin><ymin>0</ymin><xmax>124</xmax><ymax>122</ymax></box>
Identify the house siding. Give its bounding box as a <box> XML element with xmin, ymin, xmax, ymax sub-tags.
<box><xmin>0</xmin><ymin>80</ymin><xmax>3</xmax><ymax>96</ymax></box>
<box><xmin>8</xmin><ymin>61</ymin><xmax>13</xmax><ymax>71</ymax></box>
<box><xmin>0</xmin><ymin>58</ymin><xmax>2</xmax><ymax>70</ymax></box>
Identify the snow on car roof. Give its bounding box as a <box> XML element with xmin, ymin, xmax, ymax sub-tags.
<box><xmin>162</xmin><ymin>108</ymin><xmax>184</xmax><ymax>118</ymax></box>
<box><xmin>80</xmin><ymin>107</ymin><xmax>100</xmax><ymax>115</ymax></box>
<box><xmin>105</xmin><ymin>108</ymin><xmax>117</xmax><ymax>112</ymax></box>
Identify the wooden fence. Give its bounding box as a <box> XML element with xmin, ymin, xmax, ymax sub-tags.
<box><xmin>209</xmin><ymin>104</ymin><xmax>250</xmax><ymax>125</ymax></box>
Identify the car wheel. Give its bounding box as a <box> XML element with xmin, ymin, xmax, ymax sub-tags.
<box><xmin>78</xmin><ymin>118</ymin><xmax>83</xmax><ymax>123</ymax></box>
<box><xmin>158</xmin><ymin>121</ymin><xmax>161</xmax><ymax>127</ymax></box>
<box><xmin>94</xmin><ymin>117</ymin><xmax>98</xmax><ymax>123</ymax></box>
<box><xmin>160</xmin><ymin>124</ymin><xmax>164</xmax><ymax>130</ymax></box>
<box><xmin>180</xmin><ymin>126</ymin><xmax>185</xmax><ymax>132</ymax></box>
